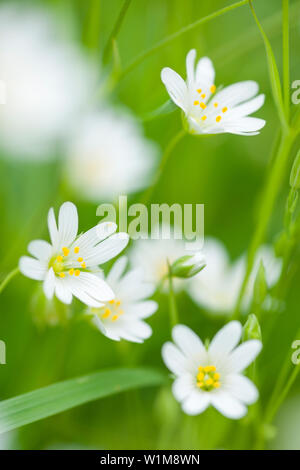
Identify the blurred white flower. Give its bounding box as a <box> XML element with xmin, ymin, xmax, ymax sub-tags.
<box><xmin>19</xmin><ymin>202</ymin><xmax>129</xmax><ymax>306</ymax></box>
<box><xmin>0</xmin><ymin>5</ymin><xmax>96</xmax><ymax>159</ymax></box>
<box><xmin>188</xmin><ymin>238</ymin><xmax>282</xmax><ymax>314</ymax></box>
<box><xmin>161</xmin><ymin>49</ymin><xmax>265</xmax><ymax>136</ymax></box>
<box><xmin>65</xmin><ymin>108</ymin><xmax>158</xmax><ymax>201</ymax></box>
<box><xmin>91</xmin><ymin>256</ymin><xmax>158</xmax><ymax>343</ymax></box>
<box><xmin>162</xmin><ymin>322</ymin><xmax>262</xmax><ymax>419</ymax></box>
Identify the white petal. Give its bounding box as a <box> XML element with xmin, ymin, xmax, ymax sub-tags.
<box><xmin>55</xmin><ymin>279</ymin><xmax>72</xmax><ymax>304</ymax></box>
<box><xmin>229</xmin><ymin>340</ymin><xmax>262</xmax><ymax>373</ymax></box>
<box><xmin>211</xmin><ymin>391</ymin><xmax>247</xmax><ymax>419</ymax></box>
<box><xmin>186</xmin><ymin>49</ymin><xmax>196</xmax><ymax>85</ymax></box>
<box><xmin>209</xmin><ymin>321</ymin><xmax>242</xmax><ymax>357</ymax></box>
<box><xmin>161</xmin><ymin>67</ymin><xmax>188</xmax><ymax>112</ymax></box>
<box><xmin>213</xmin><ymin>81</ymin><xmax>259</xmax><ymax>108</ymax></box>
<box><xmin>181</xmin><ymin>391</ymin><xmax>211</xmax><ymax>415</ymax></box>
<box><xmin>161</xmin><ymin>342</ymin><xmax>188</xmax><ymax>375</ymax></box>
<box><xmin>57</xmin><ymin>202</ymin><xmax>78</xmax><ymax>248</ymax></box>
<box><xmin>195</xmin><ymin>57</ymin><xmax>215</xmax><ymax>86</ymax></box>
<box><xmin>172</xmin><ymin>374</ymin><xmax>194</xmax><ymax>401</ymax></box>
<box><xmin>127</xmin><ymin>300</ymin><xmax>158</xmax><ymax>319</ymax></box>
<box><xmin>228</xmin><ymin>374</ymin><xmax>259</xmax><ymax>405</ymax></box>
<box><xmin>107</xmin><ymin>256</ymin><xmax>128</xmax><ymax>285</ymax></box>
<box><xmin>74</xmin><ymin>222</ymin><xmax>117</xmax><ymax>253</ymax></box>
<box><xmin>28</xmin><ymin>239</ymin><xmax>52</xmax><ymax>261</ymax></box>
<box><xmin>124</xmin><ymin>320</ymin><xmax>152</xmax><ymax>342</ymax></box>
<box><xmin>85</xmin><ymin>233</ymin><xmax>129</xmax><ymax>266</ymax></box>
<box><xmin>224</xmin><ymin>117</ymin><xmax>266</xmax><ymax>134</ymax></box>
<box><xmin>72</xmin><ymin>272</ymin><xmax>115</xmax><ymax>302</ymax></box>
<box><xmin>172</xmin><ymin>324</ymin><xmax>206</xmax><ymax>359</ymax></box>
<box><xmin>229</xmin><ymin>94</ymin><xmax>265</xmax><ymax>119</ymax></box>
<box><xmin>47</xmin><ymin>207</ymin><xmax>58</xmax><ymax>247</ymax></box>
<box><xmin>43</xmin><ymin>268</ymin><xmax>55</xmax><ymax>299</ymax></box>
<box><xmin>66</xmin><ymin>278</ymin><xmax>104</xmax><ymax>307</ymax></box>
<box><xmin>19</xmin><ymin>256</ymin><xmax>46</xmax><ymax>280</ymax></box>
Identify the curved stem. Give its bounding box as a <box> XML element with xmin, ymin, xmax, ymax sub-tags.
<box><xmin>282</xmin><ymin>0</ymin><xmax>290</xmax><ymax>122</ymax></box>
<box><xmin>140</xmin><ymin>129</ymin><xmax>186</xmax><ymax>205</ymax></box>
<box><xmin>0</xmin><ymin>267</ymin><xmax>20</xmax><ymax>295</ymax></box>
<box><xmin>232</xmin><ymin>130</ymin><xmax>295</xmax><ymax>318</ymax></box>
<box><xmin>103</xmin><ymin>0</ymin><xmax>132</xmax><ymax>63</ymax></box>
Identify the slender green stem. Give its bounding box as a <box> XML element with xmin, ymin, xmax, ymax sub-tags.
<box><xmin>0</xmin><ymin>267</ymin><xmax>19</xmax><ymax>295</ymax></box>
<box><xmin>282</xmin><ymin>0</ymin><xmax>290</xmax><ymax>122</ymax></box>
<box><xmin>83</xmin><ymin>0</ymin><xmax>101</xmax><ymax>52</ymax></box>
<box><xmin>118</xmin><ymin>0</ymin><xmax>252</xmax><ymax>81</ymax></box>
<box><xmin>232</xmin><ymin>130</ymin><xmax>295</xmax><ymax>318</ymax></box>
<box><xmin>140</xmin><ymin>129</ymin><xmax>186</xmax><ymax>205</ymax></box>
<box><xmin>103</xmin><ymin>0</ymin><xmax>132</xmax><ymax>63</ymax></box>
<box><xmin>167</xmin><ymin>261</ymin><xmax>178</xmax><ymax>328</ymax></box>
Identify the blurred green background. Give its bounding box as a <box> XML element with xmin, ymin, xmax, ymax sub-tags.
<box><xmin>0</xmin><ymin>0</ymin><xmax>300</xmax><ymax>450</ymax></box>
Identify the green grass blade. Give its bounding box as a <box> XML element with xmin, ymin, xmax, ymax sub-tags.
<box><xmin>0</xmin><ymin>368</ymin><xmax>166</xmax><ymax>434</ymax></box>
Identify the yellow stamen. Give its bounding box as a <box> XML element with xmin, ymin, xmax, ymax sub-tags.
<box><xmin>62</xmin><ymin>247</ymin><xmax>69</xmax><ymax>257</ymax></box>
<box><xmin>74</xmin><ymin>269</ymin><xmax>80</xmax><ymax>276</ymax></box>
<box><xmin>213</xmin><ymin>382</ymin><xmax>220</xmax><ymax>388</ymax></box>
<box><xmin>198</xmin><ymin>366</ymin><xmax>204</xmax><ymax>372</ymax></box>
<box><xmin>210</xmin><ymin>84</ymin><xmax>216</xmax><ymax>93</ymax></box>
<box><xmin>116</xmin><ymin>300</ymin><xmax>121</xmax><ymax>306</ymax></box>
<box><xmin>200</xmin><ymin>102</ymin><xmax>206</xmax><ymax>109</ymax></box>
<box><xmin>56</xmin><ymin>255</ymin><xmax>63</xmax><ymax>262</ymax></box>
<box><xmin>204</xmin><ymin>366</ymin><xmax>211</xmax><ymax>373</ymax></box>
<box><xmin>109</xmin><ymin>300</ymin><xmax>115</xmax><ymax>305</ymax></box>
<box><xmin>77</xmin><ymin>257</ymin><xmax>83</xmax><ymax>262</ymax></box>
<box><xmin>119</xmin><ymin>309</ymin><xmax>124</xmax><ymax>315</ymax></box>
<box><xmin>222</xmin><ymin>106</ymin><xmax>228</xmax><ymax>113</ymax></box>
<box><xmin>102</xmin><ymin>308</ymin><xmax>111</xmax><ymax>319</ymax></box>
<box><xmin>196</xmin><ymin>382</ymin><xmax>204</xmax><ymax>388</ymax></box>
<box><xmin>194</xmin><ymin>100</ymin><xmax>199</xmax><ymax>106</ymax></box>
<box><xmin>201</xmin><ymin>93</ymin><xmax>206</xmax><ymax>99</ymax></box>
<box><xmin>112</xmin><ymin>315</ymin><xmax>118</xmax><ymax>322</ymax></box>
<box><xmin>205</xmin><ymin>378</ymin><xmax>213</xmax><ymax>386</ymax></box>
<box><xmin>74</xmin><ymin>247</ymin><xmax>80</xmax><ymax>254</ymax></box>
<box><xmin>216</xmin><ymin>116</ymin><xmax>222</xmax><ymax>122</ymax></box>
<box><xmin>210</xmin><ymin>366</ymin><xmax>216</xmax><ymax>372</ymax></box>
<box><xmin>197</xmin><ymin>372</ymin><xmax>204</xmax><ymax>381</ymax></box>
<box><xmin>197</xmin><ymin>89</ymin><xmax>202</xmax><ymax>93</ymax></box>
<box><xmin>59</xmin><ymin>272</ymin><xmax>65</xmax><ymax>278</ymax></box>
<box><xmin>201</xmin><ymin>115</ymin><xmax>207</xmax><ymax>121</ymax></box>
<box><xmin>81</xmin><ymin>262</ymin><xmax>86</xmax><ymax>269</ymax></box>
<box><xmin>69</xmin><ymin>268</ymin><xmax>74</xmax><ymax>276</ymax></box>
<box><xmin>214</xmin><ymin>102</ymin><xmax>218</xmax><ymax>107</ymax></box>
<box><xmin>213</xmin><ymin>373</ymin><xmax>220</xmax><ymax>380</ymax></box>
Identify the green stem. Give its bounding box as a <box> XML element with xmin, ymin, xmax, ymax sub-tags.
<box><xmin>118</xmin><ymin>0</ymin><xmax>252</xmax><ymax>81</ymax></box>
<box><xmin>103</xmin><ymin>0</ymin><xmax>132</xmax><ymax>63</ymax></box>
<box><xmin>83</xmin><ymin>0</ymin><xmax>101</xmax><ymax>52</ymax></box>
<box><xmin>0</xmin><ymin>267</ymin><xmax>19</xmax><ymax>295</ymax></box>
<box><xmin>167</xmin><ymin>261</ymin><xmax>178</xmax><ymax>328</ymax></box>
<box><xmin>282</xmin><ymin>0</ymin><xmax>290</xmax><ymax>122</ymax></box>
<box><xmin>140</xmin><ymin>129</ymin><xmax>186</xmax><ymax>205</ymax></box>
<box><xmin>232</xmin><ymin>130</ymin><xmax>295</xmax><ymax>319</ymax></box>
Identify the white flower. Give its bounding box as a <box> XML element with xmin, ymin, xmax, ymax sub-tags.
<box><xmin>0</xmin><ymin>5</ymin><xmax>95</xmax><ymax>159</ymax></box>
<box><xmin>65</xmin><ymin>108</ymin><xmax>158</xmax><ymax>201</ymax></box>
<box><xmin>90</xmin><ymin>257</ymin><xmax>158</xmax><ymax>343</ymax></box>
<box><xmin>19</xmin><ymin>202</ymin><xmax>129</xmax><ymax>307</ymax></box>
<box><xmin>161</xmin><ymin>49</ymin><xmax>266</xmax><ymax>136</ymax></box>
<box><xmin>188</xmin><ymin>238</ymin><xmax>282</xmax><ymax>314</ymax></box>
<box><xmin>162</xmin><ymin>321</ymin><xmax>262</xmax><ymax>419</ymax></box>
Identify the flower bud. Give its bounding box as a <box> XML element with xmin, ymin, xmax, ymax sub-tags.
<box><xmin>242</xmin><ymin>314</ymin><xmax>262</xmax><ymax>341</ymax></box>
<box><xmin>290</xmin><ymin>149</ymin><xmax>300</xmax><ymax>189</ymax></box>
<box><xmin>171</xmin><ymin>252</ymin><xmax>206</xmax><ymax>279</ymax></box>
<box><xmin>252</xmin><ymin>260</ymin><xmax>267</xmax><ymax>309</ymax></box>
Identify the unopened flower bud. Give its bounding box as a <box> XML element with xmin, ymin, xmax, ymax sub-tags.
<box><xmin>252</xmin><ymin>260</ymin><xmax>267</xmax><ymax>308</ymax></box>
<box><xmin>171</xmin><ymin>252</ymin><xmax>206</xmax><ymax>279</ymax></box>
<box><xmin>242</xmin><ymin>314</ymin><xmax>262</xmax><ymax>341</ymax></box>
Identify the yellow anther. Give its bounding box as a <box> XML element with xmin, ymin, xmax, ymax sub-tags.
<box><xmin>210</xmin><ymin>84</ymin><xmax>216</xmax><ymax>93</ymax></box>
<box><xmin>213</xmin><ymin>373</ymin><xmax>220</xmax><ymax>380</ymax></box>
<box><xmin>62</xmin><ymin>247</ymin><xmax>69</xmax><ymax>257</ymax></box>
<box><xmin>69</xmin><ymin>268</ymin><xmax>74</xmax><ymax>276</ymax></box>
<box><xmin>197</xmin><ymin>372</ymin><xmax>204</xmax><ymax>381</ymax></box>
<box><xmin>194</xmin><ymin>100</ymin><xmax>199</xmax><ymax>106</ymax></box>
<box><xmin>200</xmin><ymin>102</ymin><xmax>206</xmax><ymax>109</ymax></box>
<box><xmin>216</xmin><ymin>116</ymin><xmax>222</xmax><ymax>122</ymax></box>
<box><xmin>102</xmin><ymin>308</ymin><xmax>111</xmax><ymax>319</ymax></box>
<box><xmin>59</xmin><ymin>272</ymin><xmax>65</xmax><ymax>278</ymax></box>
<box><xmin>81</xmin><ymin>262</ymin><xmax>86</xmax><ymax>269</ymax></box>
<box><xmin>112</xmin><ymin>315</ymin><xmax>118</xmax><ymax>322</ymax></box>
<box><xmin>205</xmin><ymin>378</ymin><xmax>213</xmax><ymax>386</ymax></box>
<box><xmin>119</xmin><ymin>309</ymin><xmax>124</xmax><ymax>315</ymax></box>
<box><xmin>116</xmin><ymin>300</ymin><xmax>121</xmax><ymax>306</ymax></box>
<box><xmin>201</xmin><ymin>94</ymin><xmax>206</xmax><ymax>98</ymax></box>
<box><xmin>201</xmin><ymin>115</ymin><xmax>207</xmax><ymax>121</ymax></box>
<box><xmin>222</xmin><ymin>106</ymin><xmax>228</xmax><ymax>113</ymax></box>
<box><xmin>214</xmin><ymin>102</ymin><xmax>218</xmax><ymax>107</ymax></box>
<box><xmin>198</xmin><ymin>366</ymin><xmax>204</xmax><ymax>372</ymax></box>
<box><xmin>204</xmin><ymin>366</ymin><xmax>211</xmax><ymax>373</ymax></box>
<box><xmin>210</xmin><ymin>366</ymin><xmax>216</xmax><ymax>372</ymax></box>
<box><xmin>56</xmin><ymin>255</ymin><xmax>63</xmax><ymax>262</ymax></box>
<box><xmin>109</xmin><ymin>300</ymin><xmax>115</xmax><ymax>305</ymax></box>
<box><xmin>196</xmin><ymin>382</ymin><xmax>204</xmax><ymax>388</ymax></box>
<box><xmin>75</xmin><ymin>269</ymin><xmax>80</xmax><ymax>276</ymax></box>
<box><xmin>197</xmin><ymin>89</ymin><xmax>202</xmax><ymax>93</ymax></box>
<box><xmin>77</xmin><ymin>257</ymin><xmax>83</xmax><ymax>262</ymax></box>
<box><xmin>74</xmin><ymin>247</ymin><xmax>80</xmax><ymax>254</ymax></box>
<box><xmin>213</xmin><ymin>382</ymin><xmax>220</xmax><ymax>388</ymax></box>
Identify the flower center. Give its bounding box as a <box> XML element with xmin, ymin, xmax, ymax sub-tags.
<box><xmin>97</xmin><ymin>299</ymin><xmax>124</xmax><ymax>322</ymax></box>
<box><xmin>196</xmin><ymin>365</ymin><xmax>220</xmax><ymax>391</ymax></box>
<box><xmin>50</xmin><ymin>246</ymin><xmax>86</xmax><ymax>278</ymax></box>
<box><xmin>193</xmin><ymin>84</ymin><xmax>228</xmax><ymax>123</ymax></box>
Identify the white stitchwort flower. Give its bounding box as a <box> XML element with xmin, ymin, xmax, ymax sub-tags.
<box><xmin>19</xmin><ymin>202</ymin><xmax>129</xmax><ymax>306</ymax></box>
<box><xmin>65</xmin><ymin>108</ymin><xmax>158</xmax><ymax>201</ymax></box>
<box><xmin>90</xmin><ymin>257</ymin><xmax>158</xmax><ymax>343</ymax></box>
<box><xmin>188</xmin><ymin>238</ymin><xmax>282</xmax><ymax>314</ymax></box>
<box><xmin>161</xmin><ymin>49</ymin><xmax>266</xmax><ymax>136</ymax></box>
<box><xmin>162</xmin><ymin>322</ymin><xmax>262</xmax><ymax>419</ymax></box>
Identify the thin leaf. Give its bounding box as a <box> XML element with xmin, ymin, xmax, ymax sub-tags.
<box><xmin>0</xmin><ymin>368</ymin><xmax>166</xmax><ymax>434</ymax></box>
<box><xmin>141</xmin><ymin>100</ymin><xmax>177</xmax><ymax>122</ymax></box>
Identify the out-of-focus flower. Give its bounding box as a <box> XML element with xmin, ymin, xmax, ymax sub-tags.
<box><xmin>0</xmin><ymin>5</ymin><xmax>96</xmax><ymax>160</ymax></box>
<box><xmin>90</xmin><ymin>256</ymin><xmax>158</xmax><ymax>343</ymax></box>
<box><xmin>171</xmin><ymin>251</ymin><xmax>206</xmax><ymax>279</ymax></box>
<box><xmin>129</xmin><ymin>227</ymin><xmax>186</xmax><ymax>289</ymax></box>
<box><xmin>65</xmin><ymin>108</ymin><xmax>158</xmax><ymax>201</ymax></box>
<box><xmin>162</xmin><ymin>322</ymin><xmax>262</xmax><ymax>419</ymax></box>
<box><xmin>19</xmin><ymin>202</ymin><xmax>129</xmax><ymax>306</ymax></box>
<box><xmin>161</xmin><ymin>49</ymin><xmax>265</xmax><ymax>136</ymax></box>
<box><xmin>188</xmin><ymin>238</ymin><xmax>282</xmax><ymax>314</ymax></box>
